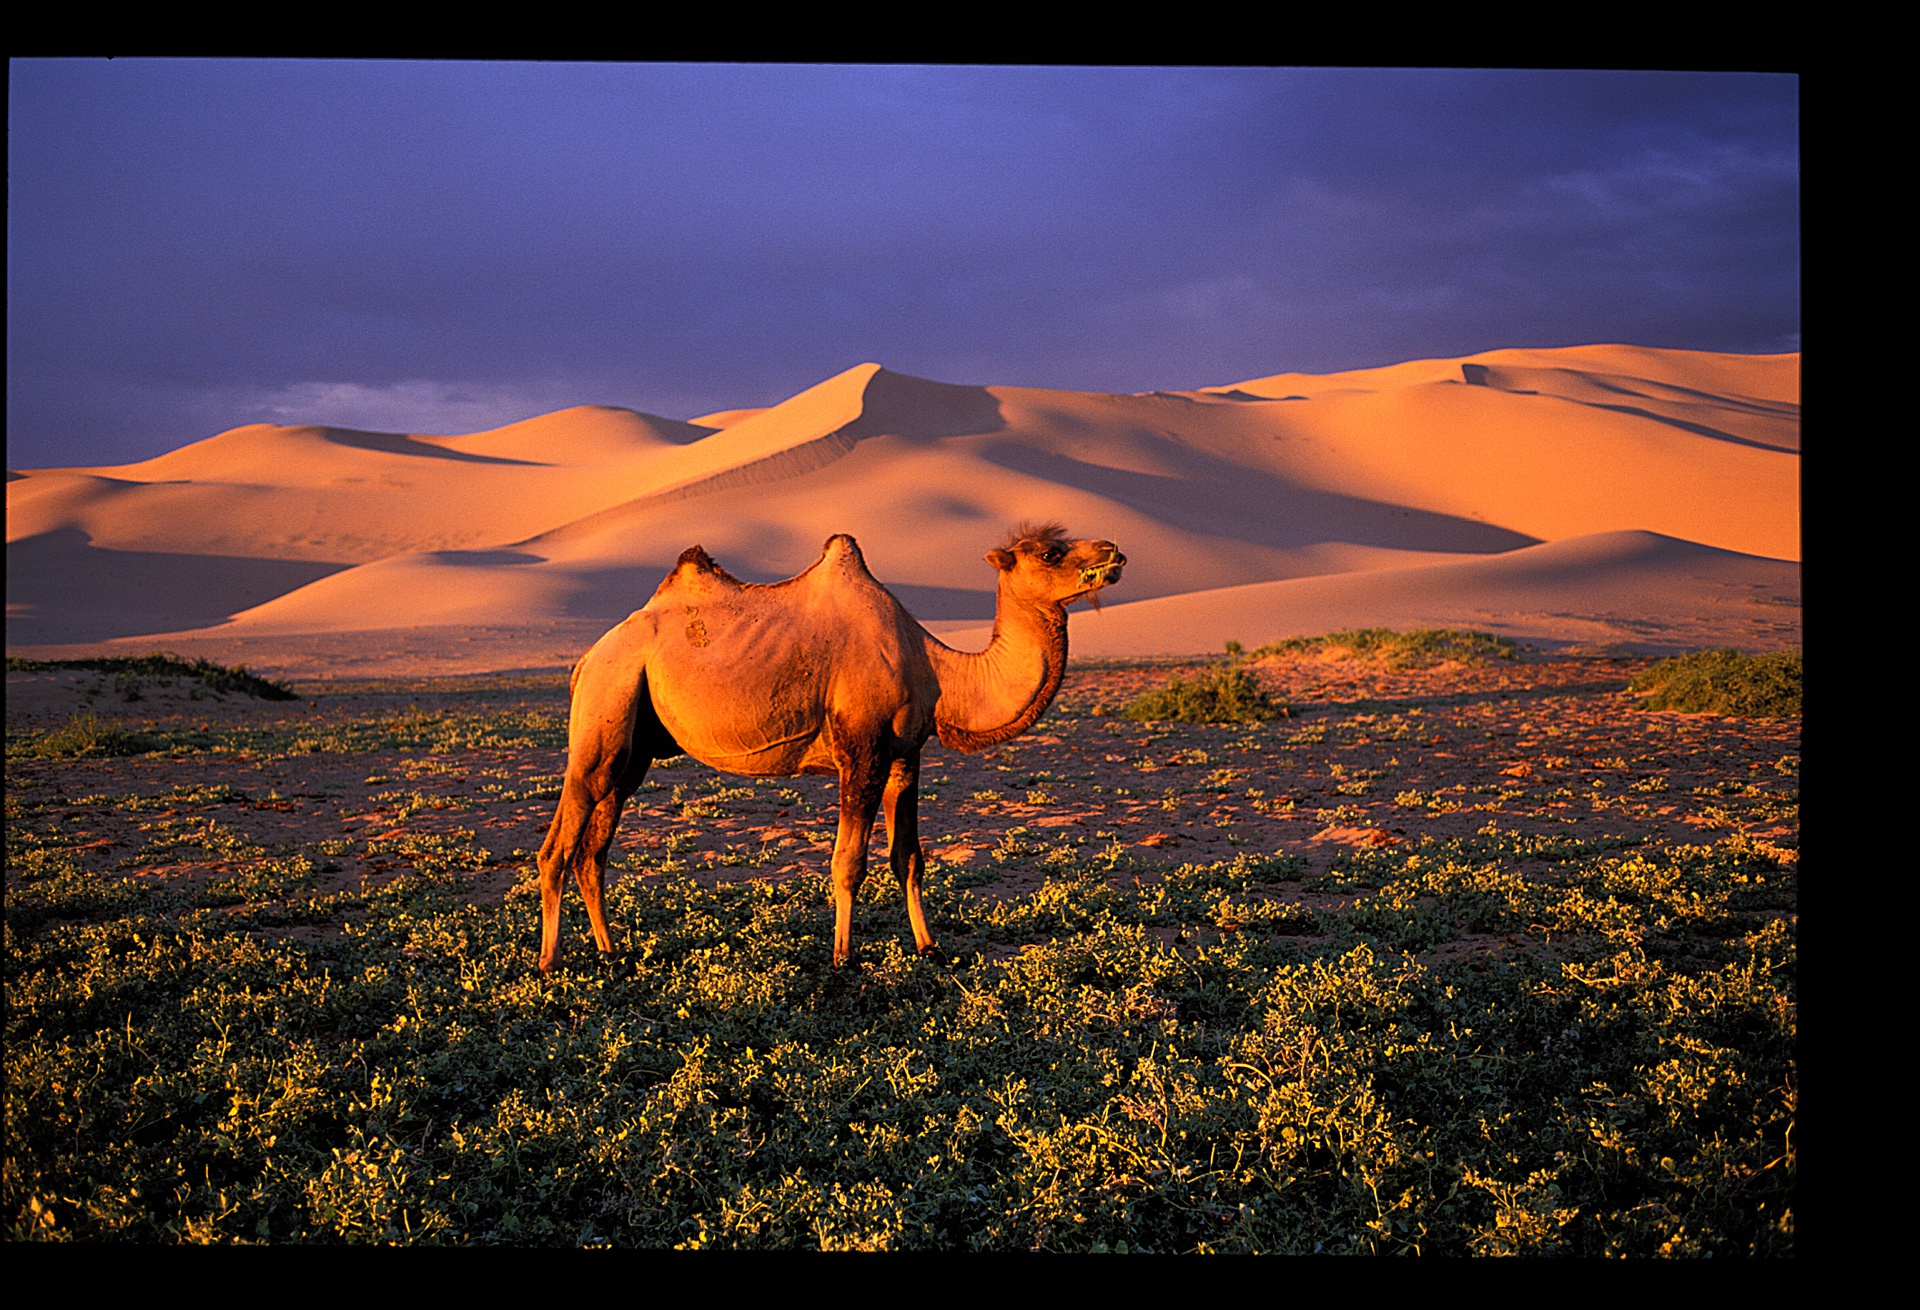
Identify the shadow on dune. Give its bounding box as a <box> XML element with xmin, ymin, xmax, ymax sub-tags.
<box><xmin>843</xmin><ymin>369</ymin><xmax>1008</xmax><ymax>444</ymax></box>
<box><xmin>317</xmin><ymin>428</ymin><xmax>542</xmax><ymax>466</ymax></box>
<box><xmin>1464</xmin><ymin>366</ymin><xmax>1798</xmax><ymax>453</ymax></box>
<box><xmin>1572</xmin><ymin>402</ymin><xmax>1794</xmax><ymax>454</ymax></box>
<box><xmin>868</xmin><ymin>583</ymin><xmax>998</xmax><ymax>621</ymax></box>
<box><xmin>414</xmin><ymin>549</ymin><xmax>547</xmax><ymax>568</ymax></box>
<box><xmin>507</xmin><ymin>367</ymin><xmax>1010</xmax><ymax>550</ymax></box>
<box><xmin>1570</xmin><ymin>371</ymin><xmax>1800</xmax><ymax>421</ymax></box>
<box><xmin>6</xmin><ymin>527</ymin><xmax>349</xmax><ymax>644</ymax></box>
<box><xmin>1208</xmin><ymin>389</ymin><xmax>1308</xmax><ymax>402</ymax></box>
<box><xmin>980</xmin><ymin>442</ymin><xmax>1538</xmax><ymax>556</ymax></box>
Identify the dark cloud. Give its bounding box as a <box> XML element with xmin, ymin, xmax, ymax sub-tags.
<box><xmin>7</xmin><ymin>62</ymin><xmax>1798</xmax><ymax>468</ymax></box>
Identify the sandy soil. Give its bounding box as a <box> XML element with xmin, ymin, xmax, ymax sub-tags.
<box><xmin>6</xmin><ymin>653</ymin><xmax>1799</xmax><ymax>964</ymax></box>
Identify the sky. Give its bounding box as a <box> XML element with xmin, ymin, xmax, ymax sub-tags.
<box><xmin>7</xmin><ymin>61</ymin><xmax>1799</xmax><ymax>469</ymax></box>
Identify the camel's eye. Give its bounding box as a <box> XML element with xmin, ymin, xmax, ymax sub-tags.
<box><xmin>1042</xmin><ymin>545</ymin><xmax>1064</xmax><ymax>564</ymax></box>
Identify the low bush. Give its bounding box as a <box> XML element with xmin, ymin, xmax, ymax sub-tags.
<box><xmin>1121</xmin><ymin>665</ymin><xmax>1285</xmax><ymax>724</ymax></box>
<box><xmin>1629</xmin><ymin>649</ymin><xmax>1801</xmax><ymax>720</ymax></box>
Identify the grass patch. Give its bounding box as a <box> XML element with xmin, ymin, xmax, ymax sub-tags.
<box><xmin>1628</xmin><ymin>649</ymin><xmax>1801</xmax><ymax>720</ymax></box>
<box><xmin>1120</xmin><ymin>665</ymin><xmax>1286</xmax><ymax>724</ymax></box>
<box><xmin>1252</xmin><ymin>629</ymin><xmax>1520</xmax><ymax>669</ymax></box>
<box><xmin>10</xmin><ymin>709</ymin><xmax>155</xmax><ymax>759</ymax></box>
<box><xmin>7</xmin><ymin>653</ymin><xmax>297</xmax><ymax>701</ymax></box>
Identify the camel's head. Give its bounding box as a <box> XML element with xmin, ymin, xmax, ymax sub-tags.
<box><xmin>986</xmin><ymin>522</ymin><xmax>1126</xmax><ymax>610</ymax></box>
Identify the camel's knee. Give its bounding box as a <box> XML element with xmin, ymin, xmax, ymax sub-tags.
<box><xmin>832</xmin><ymin>853</ymin><xmax>867</xmax><ymax>896</ymax></box>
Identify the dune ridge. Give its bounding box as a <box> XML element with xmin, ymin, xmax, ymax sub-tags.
<box><xmin>7</xmin><ymin>344</ymin><xmax>1799</xmax><ymax>665</ymax></box>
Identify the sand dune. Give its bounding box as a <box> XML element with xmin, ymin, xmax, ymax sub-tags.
<box><xmin>7</xmin><ymin>406</ymin><xmax>712</xmax><ymax>564</ymax></box>
<box><xmin>930</xmin><ymin>530</ymin><xmax>1800</xmax><ymax>659</ymax></box>
<box><xmin>7</xmin><ymin>345</ymin><xmax>1799</xmax><ymax>665</ymax></box>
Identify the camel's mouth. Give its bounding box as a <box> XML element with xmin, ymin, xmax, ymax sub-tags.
<box><xmin>1076</xmin><ymin>546</ymin><xmax>1125</xmax><ymax>608</ymax></box>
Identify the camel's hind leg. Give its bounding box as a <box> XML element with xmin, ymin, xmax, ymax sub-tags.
<box><xmin>537</xmin><ymin>641</ymin><xmax>657</xmax><ymax>973</ymax></box>
<box><xmin>882</xmin><ymin>751</ymin><xmax>937</xmax><ymax>957</ymax></box>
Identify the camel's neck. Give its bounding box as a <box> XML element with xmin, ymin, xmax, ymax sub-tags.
<box><xmin>926</xmin><ymin>584</ymin><xmax>1069</xmax><ymax>752</ymax></box>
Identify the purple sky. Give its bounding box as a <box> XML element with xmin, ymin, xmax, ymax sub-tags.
<box><xmin>7</xmin><ymin>61</ymin><xmax>1799</xmax><ymax>470</ymax></box>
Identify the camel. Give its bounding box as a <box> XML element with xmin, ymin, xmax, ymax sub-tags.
<box><xmin>535</xmin><ymin>523</ymin><xmax>1126</xmax><ymax>972</ymax></box>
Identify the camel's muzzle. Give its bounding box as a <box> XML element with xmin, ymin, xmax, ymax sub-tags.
<box><xmin>1079</xmin><ymin>546</ymin><xmax>1126</xmax><ymax>590</ymax></box>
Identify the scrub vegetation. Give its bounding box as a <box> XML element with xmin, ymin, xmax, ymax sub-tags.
<box><xmin>1252</xmin><ymin>629</ymin><xmax>1521</xmax><ymax>669</ymax></box>
<box><xmin>1121</xmin><ymin>665</ymin><xmax>1286</xmax><ymax>725</ymax></box>
<box><xmin>8</xmin><ymin>653</ymin><xmax>298</xmax><ymax>702</ymax></box>
<box><xmin>13</xmin><ymin>709</ymin><xmax>155</xmax><ymax>760</ymax></box>
<box><xmin>1627</xmin><ymin>649</ymin><xmax>1802</xmax><ymax>720</ymax></box>
<box><xmin>5</xmin><ymin>643</ymin><xmax>1796</xmax><ymax>1252</ymax></box>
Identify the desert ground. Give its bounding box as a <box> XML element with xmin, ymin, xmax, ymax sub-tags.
<box><xmin>3</xmin><ymin>649</ymin><xmax>1798</xmax><ymax>919</ymax></box>
<box><xmin>5</xmin><ymin>644</ymin><xmax>1796</xmax><ymax>1250</ymax></box>
<box><xmin>6</xmin><ymin>344</ymin><xmax>1796</xmax><ymax>1250</ymax></box>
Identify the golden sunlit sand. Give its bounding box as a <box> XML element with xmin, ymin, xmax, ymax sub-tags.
<box><xmin>8</xmin><ymin>344</ymin><xmax>1798</xmax><ymax>676</ymax></box>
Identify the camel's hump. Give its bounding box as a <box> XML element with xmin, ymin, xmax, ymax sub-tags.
<box><xmin>671</xmin><ymin>544</ymin><xmax>745</xmax><ymax>582</ymax></box>
<box><xmin>817</xmin><ymin>534</ymin><xmax>890</xmax><ymax>588</ymax></box>
<box><xmin>820</xmin><ymin>533</ymin><xmax>866</xmax><ymax>569</ymax></box>
<box><xmin>651</xmin><ymin>534</ymin><xmax>886</xmax><ymax>607</ymax></box>
<box><xmin>649</xmin><ymin>543</ymin><xmax>748</xmax><ymax>603</ymax></box>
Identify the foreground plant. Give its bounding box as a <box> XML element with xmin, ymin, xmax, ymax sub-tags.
<box><xmin>11</xmin><ymin>709</ymin><xmax>153</xmax><ymax>760</ymax></box>
<box><xmin>1121</xmin><ymin>665</ymin><xmax>1286</xmax><ymax>725</ymax></box>
<box><xmin>4</xmin><ymin>824</ymin><xmax>1793</xmax><ymax>1251</ymax></box>
<box><xmin>3</xmin><ymin>655</ymin><xmax>1796</xmax><ymax>1251</ymax></box>
<box><xmin>1252</xmin><ymin>629</ymin><xmax>1520</xmax><ymax>670</ymax></box>
<box><xmin>1628</xmin><ymin>649</ymin><xmax>1801</xmax><ymax>720</ymax></box>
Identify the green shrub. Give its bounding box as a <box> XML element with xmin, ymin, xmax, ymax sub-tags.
<box><xmin>13</xmin><ymin>709</ymin><xmax>153</xmax><ymax>759</ymax></box>
<box><xmin>1121</xmin><ymin>665</ymin><xmax>1284</xmax><ymax>724</ymax></box>
<box><xmin>1629</xmin><ymin>649</ymin><xmax>1801</xmax><ymax>720</ymax></box>
<box><xmin>1251</xmin><ymin>628</ymin><xmax>1519</xmax><ymax>669</ymax></box>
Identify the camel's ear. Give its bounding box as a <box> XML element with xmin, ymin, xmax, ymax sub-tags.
<box><xmin>985</xmin><ymin>547</ymin><xmax>1016</xmax><ymax>570</ymax></box>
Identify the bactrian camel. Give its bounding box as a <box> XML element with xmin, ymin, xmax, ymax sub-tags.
<box><xmin>536</xmin><ymin>523</ymin><xmax>1126</xmax><ymax>972</ymax></box>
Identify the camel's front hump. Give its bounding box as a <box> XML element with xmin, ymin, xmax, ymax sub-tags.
<box><xmin>643</xmin><ymin>591</ymin><xmax>839</xmax><ymax>775</ymax></box>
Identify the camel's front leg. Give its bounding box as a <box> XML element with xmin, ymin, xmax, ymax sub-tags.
<box><xmin>882</xmin><ymin>752</ymin><xmax>936</xmax><ymax>957</ymax></box>
<box><xmin>830</xmin><ymin>746</ymin><xmax>889</xmax><ymax>967</ymax></box>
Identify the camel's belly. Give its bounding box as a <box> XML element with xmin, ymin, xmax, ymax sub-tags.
<box><xmin>676</xmin><ymin>734</ymin><xmax>833</xmax><ymax>779</ymax></box>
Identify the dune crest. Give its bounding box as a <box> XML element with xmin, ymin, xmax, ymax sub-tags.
<box><xmin>8</xmin><ymin>345</ymin><xmax>1799</xmax><ymax>663</ymax></box>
